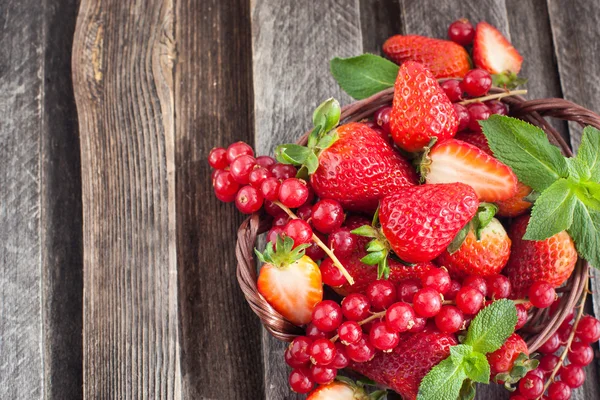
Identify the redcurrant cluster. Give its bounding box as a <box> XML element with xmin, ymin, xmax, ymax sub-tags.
<box><xmin>509</xmin><ymin>310</ymin><xmax>600</xmax><ymax>400</ymax></box>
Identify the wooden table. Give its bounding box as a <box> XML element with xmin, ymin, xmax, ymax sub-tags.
<box><xmin>1</xmin><ymin>0</ymin><xmax>599</xmax><ymax>398</ymax></box>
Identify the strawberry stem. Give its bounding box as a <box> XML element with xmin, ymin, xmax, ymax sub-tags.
<box><xmin>458</xmin><ymin>89</ymin><xmax>528</xmax><ymax>105</ymax></box>
<box><xmin>273</xmin><ymin>201</ymin><xmax>355</xmax><ymax>285</ymax></box>
<box><xmin>536</xmin><ymin>279</ymin><xmax>589</xmax><ymax>399</ymax></box>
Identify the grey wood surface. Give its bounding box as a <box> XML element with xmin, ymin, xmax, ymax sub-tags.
<box><xmin>2</xmin><ymin>0</ymin><xmax>600</xmax><ymax>399</ymax></box>
<box><xmin>0</xmin><ymin>0</ymin><xmax>83</xmax><ymax>399</ymax></box>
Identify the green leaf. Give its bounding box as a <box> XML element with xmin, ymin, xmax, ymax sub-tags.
<box><xmin>449</xmin><ymin>344</ymin><xmax>473</xmax><ymax>364</ymax></box>
<box><xmin>458</xmin><ymin>380</ymin><xmax>476</xmax><ymax>400</ymax></box>
<box><xmin>275</xmin><ymin>144</ymin><xmax>311</xmax><ymax>165</ymax></box>
<box><xmin>367</xmin><ymin>241</ymin><xmax>385</xmax><ymax>252</ymax></box>
<box><xmin>491</xmin><ymin>72</ymin><xmax>527</xmax><ymax>89</ymax></box>
<box><xmin>417</xmin><ymin>356</ymin><xmax>467</xmax><ymax>400</ymax></box>
<box><xmin>361</xmin><ymin>251</ymin><xmax>385</xmax><ymax>265</ymax></box>
<box><xmin>575</xmin><ymin>126</ymin><xmax>600</xmax><ymax>181</ymax></box>
<box><xmin>480</xmin><ymin>116</ymin><xmax>569</xmax><ymax>192</ymax></box>
<box><xmin>569</xmin><ymin>201</ymin><xmax>600</xmax><ymax>268</ymax></box>
<box><xmin>474</xmin><ymin>203</ymin><xmax>498</xmax><ymax>240</ymax></box>
<box><xmin>566</xmin><ymin>157</ymin><xmax>588</xmax><ymax>181</ymax></box>
<box><xmin>351</xmin><ymin>225</ymin><xmax>379</xmax><ymax>238</ymax></box>
<box><xmin>377</xmin><ymin>256</ymin><xmax>389</xmax><ymax>280</ymax></box>
<box><xmin>524</xmin><ymin>178</ymin><xmax>577</xmax><ymax>240</ymax></box>
<box><xmin>330</xmin><ymin>54</ymin><xmax>399</xmax><ymax>100</ymax></box>
<box><xmin>462</xmin><ymin>352</ymin><xmax>490</xmax><ymax>384</ymax></box>
<box><xmin>305</xmin><ymin>152</ymin><xmax>319</xmax><ymax>174</ymax></box>
<box><xmin>307</xmin><ymin>126</ymin><xmax>323</xmax><ymax>148</ymax></box>
<box><xmin>313</xmin><ymin>98</ymin><xmax>341</xmax><ymax>133</ymax></box>
<box><xmin>447</xmin><ymin>224</ymin><xmax>470</xmax><ymax>254</ymax></box>
<box><xmin>316</xmin><ymin>131</ymin><xmax>339</xmax><ymax>150</ymax></box>
<box><xmin>464</xmin><ymin>299</ymin><xmax>517</xmax><ymax>354</ymax></box>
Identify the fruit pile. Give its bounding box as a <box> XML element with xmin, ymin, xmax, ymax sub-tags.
<box><xmin>208</xmin><ymin>18</ymin><xmax>600</xmax><ymax>400</ymax></box>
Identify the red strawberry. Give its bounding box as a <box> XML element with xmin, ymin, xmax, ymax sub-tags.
<box><xmin>473</xmin><ymin>22</ymin><xmax>523</xmax><ymax>75</ymax></box>
<box><xmin>436</xmin><ymin>217</ymin><xmax>511</xmax><ymax>278</ymax></box>
<box><xmin>496</xmin><ymin>182</ymin><xmax>533</xmax><ymax>217</ymax></box>
<box><xmin>307</xmin><ymin>381</ymin><xmax>368</xmax><ymax>400</ymax></box>
<box><xmin>504</xmin><ymin>215</ymin><xmax>577</xmax><ymax>297</ymax></box>
<box><xmin>379</xmin><ymin>183</ymin><xmax>479</xmax><ymax>263</ymax></box>
<box><xmin>256</xmin><ymin>237</ymin><xmax>323</xmax><ymax>325</ymax></box>
<box><xmin>310</xmin><ymin>122</ymin><xmax>417</xmax><ymax>212</ymax></box>
<box><xmin>389</xmin><ymin>61</ymin><xmax>459</xmax><ymax>152</ymax></box>
<box><xmin>487</xmin><ymin>333</ymin><xmax>529</xmax><ymax>376</ymax></box>
<box><xmin>383</xmin><ymin>35</ymin><xmax>471</xmax><ymax>78</ymax></box>
<box><xmin>455</xmin><ymin>132</ymin><xmax>533</xmax><ymax>215</ymax></box>
<box><xmin>422</xmin><ymin>139</ymin><xmax>518</xmax><ymax>202</ymax></box>
<box><xmin>350</xmin><ymin>330</ymin><xmax>458</xmax><ymax>400</ymax></box>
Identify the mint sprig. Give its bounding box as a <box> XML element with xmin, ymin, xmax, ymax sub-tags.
<box><xmin>417</xmin><ymin>300</ymin><xmax>517</xmax><ymax>400</ymax></box>
<box><xmin>275</xmin><ymin>98</ymin><xmax>341</xmax><ymax>176</ymax></box>
<box><xmin>481</xmin><ymin>116</ymin><xmax>600</xmax><ymax>268</ymax></box>
<box><xmin>330</xmin><ymin>54</ymin><xmax>399</xmax><ymax>100</ymax></box>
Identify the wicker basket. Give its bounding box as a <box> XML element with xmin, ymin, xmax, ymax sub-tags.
<box><xmin>236</xmin><ymin>87</ymin><xmax>599</xmax><ymax>352</ymax></box>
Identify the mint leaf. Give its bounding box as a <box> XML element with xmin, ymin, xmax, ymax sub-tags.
<box><xmin>313</xmin><ymin>98</ymin><xmax>341</xmax><ymax>133</ymax></box>
<box><xmin>417</xmin><ymin>356</ymin><xmax>467</xmax><ymax>400</ymax></box>
<box><xmin>464</xmin><ymin>299</ymin><xmax>517</xmax><ymax>354</ymax></box>
<box><xmin>569</xmin><ymin>201</ymin><xmax>600</xmax><ymax>268</ymax></box>
<box><xmin>480</xmin><ymin>116</ymin><xmax>568</xmax><ymax>192</ymax></box>
<box><xmin>449</xmin><ymin>344</ymin><xmax>474</xmax><ymax>364</ymax></box>
<box><xmin>463</xmin><ymin>352</ymin><xmax>490</xmax><ymax>384</ymax></box>
<box><xmin>330</xmin><ymin>54</ymin><xmax>399</xmax><ymax>100</ymax></box>
<box><xmin>575</xmin><ymin>126</ymin><xmax>600</xmax><ymax>181</ymax></box>
<box><xmin>524</xmin><ymin>178</ymin><xmax>576</xmax><ymax>240</ymax></box>
<box><xmin>458</xmin><ymin>380</ymin><xmax>476</xmax><ymax>400</ymax></box>
<box><xmin>566</xmin><ymin>157</ymin><xmax>588</xmax><ymax>181</ymax></box>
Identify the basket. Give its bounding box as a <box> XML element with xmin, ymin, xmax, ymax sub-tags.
<box><xmin>236</xmin><ymin>87</ymin><xmax>599</xmax><ymax>352</ymax></box>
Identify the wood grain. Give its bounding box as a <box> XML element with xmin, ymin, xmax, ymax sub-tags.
<box><xmin>0</xmin><ymin>0</ymin><xmax>82</xmax><ymax>398</ymax></box>
<box><xmin>174</xmin><ymin>0</ymin><xmax>264</xmax><ymax>398</ymax></box>
<box><xmin>547</xmin><ymin>3</ymin><xmax>600</xmax><ymax>399</ymax></box>
<box><xmin>252</xmin><ymin>0</ymin><xmax>363</xmax><ymax>398</ymax></box>
<box><xmin>72</xmin><ymin>0</ymin><xmax>182</xmax><ymax>397</ymax></box>
<box><xmin>359</xmin><ymin>0</ymin><xmax>402</xmax><ymax>54</ymax></box>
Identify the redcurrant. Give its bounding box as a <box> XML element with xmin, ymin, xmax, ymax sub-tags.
<box><xmin>283</xmin><ymin>219</ymin><xmax>313</xmax><ymax>247</ymax></box>
<box><xmin>331</xmin><ymin>342</ymin><xmax>349</xmax><ymax>369</ymax></box>
<box><xmin>538</xmin><ymin>332</ymin><xmax>561</xmax><ymax>354</ymax></box>
<box><xmin>296</xmin><ymin>204</ymin><xmax>312</xmax><ymax>221</ymax></box>
<box><xmin>445</xmin><ymin>280</ymin><xmax>462</xmax><ymax>301</ymax></box>
<box><xmin>230</xmin><ymin>154</ymin><xmax>256</xmax><ymax>184</ymax></box>
<box><xmin>518</xmin><ymin>373</ymin><xmax>544</xmax><ymax>399</ymax></box>
<box><xmin>529</xmin><ymin>281</ymin><xmax>556</xmax><ymax>308</ymax></box>
<box><xmin>226</xmin><ymin>141</ymin><xmax>254</xmax><ymax>163</ymax></box>
<box><xmin>441</xmin><ymin>79</ymin><xmax>463</xmax><ymax>102</ymax></box>
<box><xmin>260</xmin><ymin>177</ymin><xmax>281</xmax><ymax>202</ymax></box>
<box><xmin>341</xmin><ymin>294</ymin><xmax>371</xmax><ymax>321</ymax></box>
<box><xmin>308</xmin><ymin>338</ymin><xmax>336</xmax><ymax>366</ymax></box>
<box><xmin>461</xmin><ymin>68</ymin><xmax>492</xmax><ymax>97</ymax></box>
<box><xmin>208</xmin><ymin>147</ymin><xmax>228</xmax><ymax>169</ymax></box>
<box><xmin>311</xmin><ymin>199</ymin><xmax>345</xmax><ymax>234</ymax></box>
<box><xmin>539</xmin><ymin>354</ymin><xmax>560</xmax><ymax>373</ymax></box>
<box><xmin>345</xmin><ymin>338</ymin><xmax>375</xmax><ymax>363</ymax></box>
<box><xmin>467</xmin><ymin>103</ymin><xmax>491</xmax><ymax>133</ymax></box>
<box><xmin>279</xmin><ymin>178</ymin><xmax>309</xmax><ymax>208</ymax></box>
<box><xmin>447</xmin><ymin>18</ymin><xmax>475</xmax><ymax>46</ymax></box>
<box><xmin>264</xmin><ymin>199</ymin><xmax>285</xmax><ymax>217</ymax></box>
<box><xmin>267</xmin><ymin>227</ymin><xmax>284</xmax><ymax>245</ymax></box>
<box><xmin>559</xmin><ymin>364</ymin><xmax>585</xmax><ymax>388</ymax></box>
<box><xmin>367</xmin><ymin>280</ymin><xmax>397</xmax><ymax>311</ymax></box>
<box><xmin>319</xmin><ymin>258</ymin><xmax>347</xmax><ymax>287</ymax></box>
<box><xmin>305</xmin><ymin>232</ymin><xmax>327</xmax><ymax>261</ymax></box>
<box><xmin>548</xmin><ymin>381</ymin><xmax>571</xmax><ymax>400</ymax></box>
<box><xmin>285</xmin><ymin>345</ymin><xmax>308</xmax><ymax>368</ymax></box>
<box><xmin>515</xmin><ymin>304</ymin><xmax>528</xmax><ymax>330</ymax></box>
<box><xmin>397</xmin><ymin>279</ymin><xmax>421</xmax><ymax>302</ymax></box>
<box><xmin>385</xmin><ymin>302</ymin><xmax>415</xmax><ymax>333</ymax></box>
<box><xmin>455</xmin><ymin>286</ymin><xmax>484</xmax><ymax>315</ymax></box>
<box><xmin>575</xmin><ymin>315</ymin><xmax>600</xmax><ymax>343</ymax></box>
<box><xmin>289</xmin><ymin>336</ymin><xmax>312</xmax><ymax>364</ymax></box>
<box><xmin>486</xmin><ymin>274</ymin><xmax>511</xmax><ymax>299</ymax></box>
<box><xmin>435</xmin><ymin>305</ymin><xmax>465</xmax><ymax>333</ymax></box>
<box><xmin>453</xmin><ymin>103</ymin><xmax>471</xmax><ymax>132</ymax></box>
<box><xmin>338</xmin><ymin>321</ymin><xmax>363</xmax><ymax>345</ymax></box>
<box><xmin>288</xmin><ymin>367</ymin><xmax>314</xmax><ymax>394</ymax></box>
<box><xmin>269</xmin><ymin>163</ymin><xmax>297</xmax><ymax>180</ymax></box>
<box><xmin>408</xmin><ymin>316</ymin><xmax>427</xmax><ymax>333</ymax></box>
<box><xmin>235</xmin><ymin>186</ymin><xmax>263</xmax><ymax>214</ymax></box>
<box><xmin>305</xmin><ymin>323</ymin><xmax>333</xmax><ymax>340</ymax></box>
<box><xmin>213</xmin><ymin>170</ymin><xmax>240</xmax><ymax>198</ymax></box>
<box><xmin>369</xmin><ymin>321</ymin><xmax>400</xmax><ymax>351</ymax></box>
<box><xmin>311</xmin><ymin>300</ymin><xmax>343</xmax><ymax>332</ymax></box>
<box><xmin>328</xmin><ymin>228</ymin><xmax>356</xmax><ymax>258</ymax></box>
<box><xmin>310</xmin><ymin>364</ymin><xmax>337</xmax><ymax>385</ymax></box>
<box><xmin>421</xmin><ymin>267</ymin><xmax>451</xmax><ymax>294</ymax></box>
<box><xmin>413</xmin><ymin>287</ymin><xmax>442</xmax><ymax>318</ymax></box>
<box><xmin>486</xmin><ymin>100</ymin><xmax>509</xmax><ymax>116</ymax></box>
<box><xmin>248</xmin><ymin>167</ymin><xmax>273</xmax><ymax>188</ymax></box>
<box><xmin>463</xmin><ymin>276</ymin><xmax>488</xmax><ymax>297</ymax></box>
<box><xmin>255</xmin><ymin>155</ymin><xmax>276</xmax><ymax>169</ymax></box>
<box><xmin>568</xmin><ymin>341</ymin><xmax>594</xmax><ymax>366</ymax></box>
<box><xmin>373</xmin><ymin>106</ymin><xmax>393</xmax><ymax>133</ymax></box>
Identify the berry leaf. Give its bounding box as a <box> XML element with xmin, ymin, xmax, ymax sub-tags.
<box><xmin>330</xmin><ymin>54</ymin><xmax>399</xmax><ymax>100</ymax></box>
<box><xmin>575</xmin><ymin>126</ymin><xmax>600</xmax><ymax>181</ymax></box>
<box><xmin>275</xmin><ymin>144</ymin><xmax>311</xmax><ymax>165</ymax></box>
<box><xmin>447</xmin><ymin>224</ymin><xmax>470</xmax><ymax>254</ymax></box>
<box><xmin>491</xmin><ymin>72</ymin><xmax>527</xmax><ymax>90</ymax></box>
<box><xmin>524</xmin><ymin>178</ymin><xmax>577</xmax><ymax>240</ymax></box>
<box><xmin>417</xmin><ymin>355</ymin><xmax>467</xmax><ymax>400</ymax></box>
<box><xmin>462</xmin><ymin>352</ymin><xmax>490</xmax><ymax>384</ymax></box>
<box><xmin>313</xmin><ymin>98</ymin><xmax>341</xmax><ymax>133</ymax></box>
<box><xmin>351</xmin><ymin>225</ymin><xmax>379</xmax><ymax>238</ymax></box>
<box><xmin>569</xmin><ymin>201</ymin><xmax>600</xmax><ymax>268</ymax></box>
<box><xmin>458</xmin><ymin>379</ymin><xmax>476</xmax><ymax>400</ymax></box>
<box><xmin>464</xmin><ymin>299</ymin><xmax>517</xmax><ymax>354</ymax></box>
<box><xmin>480</xmin><ymin>116</ymin><xmax>568</xmax><ymax>192</ymax></box>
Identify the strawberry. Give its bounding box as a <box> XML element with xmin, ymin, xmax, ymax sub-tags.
<box><xmin>389</xmin><ymin>61</ymin><xmax>459</xmax><ymax>152</ymax></box>
<box><xmin>421</xmin><ymin>139</ymin><xmax>518</xmax><ymax>202</ymax></box>
<box><xmin>495</xmin><ymin>182</ymin><xmax>533</xmax><ymax>217</ymax></box>
<box><xmin>504</xmin><ymin>215</ymin><xmax>577</xmax><ymax>297</ymax></box>
<box><xmin>256</xmin><ymin>236</ymin><xmax>323</xmax><ymax>325</ymax></box>
<box><xmin>455</xmin><ymin>132</ymin><xmax>533</xmax><ymax>215</ymax></box>
<box><xmin>487</xmin><ymin>333</ymin><xmax>529</xmax><ymax>377</ymax></box>
<box><xmin>383</xmin><ymin>35</ymin><xmax>471</xmax><ymax>78</ymax></box>
<box><xmin>436</xmin><ymin>217</ymin><xmax>511</xmax><ymax>278</ymax></box>
<box><xmin>472</xmin><ymin>22</ymin><xmax>523</xmax><ymax>75</ymax></box>
<box><xmin>307</xmin><ymin>381</ymin><xmax>368</xmax><ymax>400</ymax></box>
<box><xmin>350</xmin><ymin>330</ymin><xmax>458</xmax><ymax>400</ymax></box>
<box><xmin>375</xmin><ymin>183</ymin><xmax>479</xmax><ymax>264</ymax></box>
<box><xmin>310</xmin><ymin>122</ymin><xmax>417</xmax><ymax>212</ymax></box>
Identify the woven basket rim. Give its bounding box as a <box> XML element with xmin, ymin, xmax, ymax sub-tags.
<box><xmin>236</xmin><ymin>87</ymin><xmax>598</xmax><ymax>351</ymax></box>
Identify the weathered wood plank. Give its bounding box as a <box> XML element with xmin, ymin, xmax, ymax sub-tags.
<box><xmin>0</xmin><ymin>0</ymin><xmax>83</xmax><ymax>398</ymax></box>
<box><xmin>547</xmin><ymin>2</ymin><xmax>600</xmax><ymax>399</ymax></box>
<box><xmin>72</xmin><ymin>0</ymin><xmax>182</xmax><ymax>397</ymax></box>
<box><xmin>252</xmin><ymin>0</ymin><xmax>363</xmax><ymax>398</ymax></box>
<box><xmin>359</xmin><ymin>0</ymin><xmax>402</xmax><ymax>54</ymax></box>
<box><xmin>174</xmin><ymin>0</ymin><xmax>264</xmax><ymax>398</ymax></box>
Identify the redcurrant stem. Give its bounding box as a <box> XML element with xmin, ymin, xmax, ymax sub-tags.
<box><xmin>441</xmin><ymin>298</ymin><xmax>529</xmax><ymax>305</ymax></box>
<box><xmin>458</xmin><ymin>89</ymin><xmax>528</xmax><ymax>105</ymax></box>
<box><xmin>273</xmin><ymin>201</ymin><xmax>355</xmax><ymax>285</ymax></box>
<box><xmin>536</xmin><ymin>278</ymin><xmax>589</xmax><ymax>400</ymax></box>
<box><xmin>330</xmin><ymin>310</ymin><xmax>387</xmax><ymax>343</ymax></box>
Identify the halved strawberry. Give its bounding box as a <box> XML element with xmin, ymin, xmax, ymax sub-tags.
<box><xmin>307</xmin><ymin>381</ymin><xmax>368</xmax><ymax>400</ymax></box>
<box><xmin>256</xmin><ymin>236</ymin><xmax>323</xmax><ymax>325</ymax></box>
<box><xmin>473</xmin><ymin>22</ymin><xmax>523</xmax><ymax>75</ymax></box>
<box><xmin>421</xmin><ymin>139</ymin><xmax>518</xmax><ymax>202</ymax></box>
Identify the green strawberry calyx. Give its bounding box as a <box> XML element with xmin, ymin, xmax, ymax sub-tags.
<box><xmin>417</xmin><ymin>300</ymin><xmax>517</xmax><ymax>400</ymax></box>
<box><xmin>494</xmin><ymin>352</ymin><xmax>539</xmax><ymax>391</ymax></box>
<box><xmin>481</xmin><ymin>115</ymin><xmax>600</xmax><ymax>269</ymax></box>
<box><xmin>334</xmin><ymin>376</ymin><xmax>387</xmax><ymax>400</ymax></box>
<box><xmin>274</xmin><ymin>98</ymin><xmax>341</xmax><ymax>178</ymax></box>
<box><xmin>447</xmin><ymin>202</ymin><xmax>498</xmax><ymax>254</ymax></box>
<box><xmin>254</xmin><ymin>235</ymin><xmax>310</xmax><ymax>269</ymax></box>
